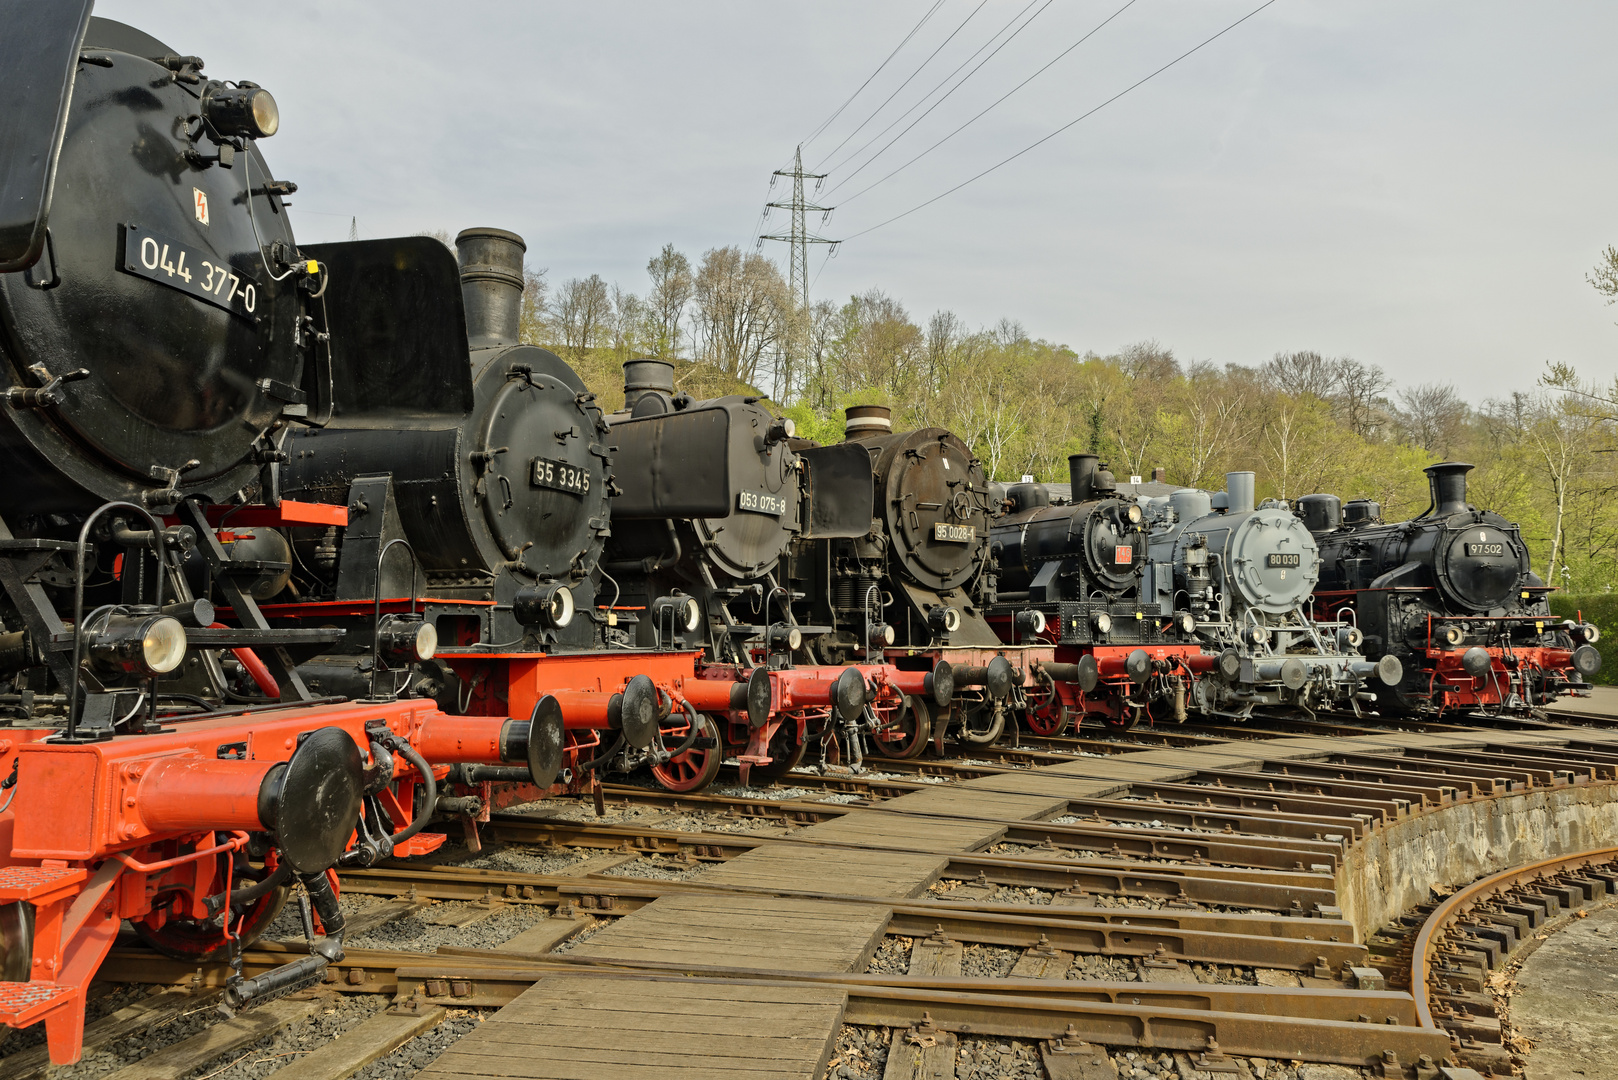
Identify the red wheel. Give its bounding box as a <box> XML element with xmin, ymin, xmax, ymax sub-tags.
<box><xmin>1103</xmin><ymin>701</ymin><xmax>1142</xmax><ymax>731</ymax></box>
<box><xmin>134</xmin><ymin>855</ymin><xmax>289</xmax><ymax>961</ymax></box>
<box><xmin>650</xmin><ymin>712</ymin><xmax>724</xmax><ymax>793</ymax></box>
<box><xmin>870</xmin><ymin>697</ymin><xmax>932</xmax><ymax>759</ymax></box>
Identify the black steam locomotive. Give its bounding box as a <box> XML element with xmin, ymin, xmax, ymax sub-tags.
<box><xmin>986</xmin><ymin>454</ymin><xmax>1209</xmax><ymax>732</ymax></box>
<box><xmin>1307</xmin><ymin>462</ymin><xmax>1601</xmax><ymax>714</ymax></box>
<box><xmin>0</xmin><ymin>9</ymin><xmax>550</xmax><ymax>1062</ymax></box>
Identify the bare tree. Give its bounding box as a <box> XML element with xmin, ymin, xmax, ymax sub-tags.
<box><xmin>1262</xmin><ymin>351</ymin><xmax>1337</xmax><ymax>400</ymax></box>
<box><xmin>691</xmin><ymin>246</ymin><xmax>790</xmax><ymax>387</ymax></box>
<box><xmin>924</xmin><ymin>310</ymin><xmax>962</xmax><ymax>390</ymax></box>
<box><xmin>1116</xmin><ymin>340</ymin><xmax>1180</xmax><ymax>381</ymax></box>
<box><xmin>1331</xmin><ymin>356</ymin><xmax>1392</xmax><ymax>438</ymax></box>
<box><xmin>1396</xmin><ymin>382</ymin><xmax>1469</xmax><ymax>456</ymax></box>
<box><xmin>645</xmin><ymin>244</ymin><xmax>693</xmax><ymax>359</ymax></box>
<box><xmin>551</xmin><ymin>274</ymin><xmax>611</xmax><ymax>360</ymax></box>
<box><xmin>1588</xmin><ymin>244</ymin><xmax>1618</xmax><ymax>305</ymax></box>
<box><xmin>519</xmin><ymin>265</ymin><xmax>549</xmax><ymax>346</ymax></box>
<box><xmin>606</xmin><ymin>284</ymin><xmax>646</xmax><ymax>361</ymax></box>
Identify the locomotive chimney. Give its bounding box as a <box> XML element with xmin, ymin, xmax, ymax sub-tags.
<box><xmin>1424</xmin><ymin>461</ymin><xmax>1474</xmax><ymax>517</ymax></box>
<box><xmin>1068</xmin><ymin>454</ymin><xmax>1098</xmax><ymax>503</ymax></box>
<box><xmin>1225</xmin><ymin>471</ymin><xmax>1256</xmax><ymax>514</ymax></box>
<box><xmin>623</xmin><ymin>358</ymin><xmax>675</xmax><ymax>412</ymax></box>
<box><xmin>844</xmin><ymin>405</ymin><xmax>893</xmax><ymax>441</ymax></box>
<box><xmin>455</xmin><ymin>227</ymin><xmax>527</xmax><ymax>349</ymax></box>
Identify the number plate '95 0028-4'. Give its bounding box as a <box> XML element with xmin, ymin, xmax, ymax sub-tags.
<box><xmin>122</xmin><ymin>224</ymin><xmax>259</xmax><ymax>320</ymax></box>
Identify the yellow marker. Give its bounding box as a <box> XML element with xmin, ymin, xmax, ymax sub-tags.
<box><xmin>1135</xmin><ymin>611</ymin><xmax>1143</xmax><ymax>620</ymax></box>
<box><xmin>1536</xmin><ymin>621</ymin><xmax>1544</xmax><ymax>633</ymax></box>
<box><xmin>1522</xmin><ymin>592</ymin><xmax>1530</xmax><ymax>599</ymax></box>
<box><xmin>306</xmin><ymin>260</ymin><xmax>319</xmax><ymax>275</ymax></box>
<box><xmin>607</xmin><ymin>612</ymin><xmax>617</xmax><ymax>627</ymax></box>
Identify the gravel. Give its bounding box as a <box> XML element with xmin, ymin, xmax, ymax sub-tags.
<box><xmin>827</xmin><ymin>1024</ymin><xmax>889</xmax><ymax>1080</ymax></box>
<box><xmin>345</xmin><ymin>900</ymin><xmax>548</xmax><ymax>954</ymax></box>
<box><xmin>951</xmin><ymin>1036</ymin><xmax>1045</xmax><ymax>1079</ymax></box>
<box><xmin>864</xmin><ymin>936</ymin><xmax>913</xmax><ymax>974</ymax></box>
<box><xmin>960</xmin><ymin>944</ymin><xmax>1020</xmax><ymax>978</ymax></box>
<box><xmin>600</xmin><ymin>856</ymin><xmax>711</xmax><ymax>881</ymax></box>
<box><xmin>463</xmin><ymin>845</ymin><xmax>590</xmax><ymax>875</ymax></box>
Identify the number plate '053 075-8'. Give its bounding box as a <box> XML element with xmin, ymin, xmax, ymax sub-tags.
<box><xmin>122</xmin><ymin>224</ymin><xmax>259</xmax><ymax>320</ymax></box>
<box><xmin>737</xmin><ymin>490</ymin><xmax>789</xmax><ymax>516</ymax></box>
<box><xmin>531</xmin><ymin>457</ymin><xmax>589</xmax><ymax>494</ymax></box>
<box><xmin>934</xmin><ymin>522</ymin><xmax>975</xmax><ymax>543</ymax></box>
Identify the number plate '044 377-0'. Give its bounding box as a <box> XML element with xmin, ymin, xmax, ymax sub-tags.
<box><xmin>122</xmin><ymin>224</ymin><xmax>259</xmax><ymax>319</ymax></box>
<box><xmin>934</xmin><ymin>522</ymin><xmax>975</xmax><ymax>543</ymax></box>
<box><xmin>531</xmin><ymin>457</ymin><xmax>589</xmax><ymax>494</ymax></box>
<box><xmin>737</xmin><ymin>490</ymin><xmax>789</xmax><ymax>516</ymax></box>
<box><xmin>1266</xmin><ymin>553</ymin><xmax>1302</xmax><ymax>568</ymax></box>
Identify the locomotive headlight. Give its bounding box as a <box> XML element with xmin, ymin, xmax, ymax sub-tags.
<box><xmin>927</xmin><ymin>606</ymin><xmax>962</xmax><ymax>635</ymax></box>
<box><xmin>1436</xmin><ymin>623</ymin><xmax>1464</xmax><ymax>647</ymax></box>
<box><xmin>1091</xmin><ymin>611</ymin><xmax>1113</xmax><ymax>636</ymax></box>
<box><xmin>1014</xmin><ymin>610</ymin><xmax>1046</xmax><ymax>636</ymax></box>
<box><xmin>867</xmin><ymin>622</ymin><xmax>895</xmax><ymax>648</ymax></box>
<box><xmin>767</xmin><ymin>623</ymin><xmax>803</xmax><ymax>652</ymax></box>
<box><xmin>1126</xmin><ymin>504</ymin><xmax>1143</xmax><ymax>524</ymax></box>
<box><xmin>766</xmin><ymin>417</ymin><xmax>796</xmax><ymax>444</ymax></box>
<box><xmin>513</xmin><ymin>583</ymin><xmax>575</xmax><ymax>629</ymax></box>
<box><xmin>377</xmin><ymin>615</ymin><xmax>437</xmax><ymax>661</ymax></box>
<box><xmin>90</xmin><ymin>614</ymin><xmax>187</xmax><ymax>676</ymax></box>
<box><xmin>1176</xmin><ymin>611</ymin><xmax>1196</xmax><ymax>635</ymax></box>
<box><xmin>1240</xmin><ymin>624</ymin><xmax>1269</xmax><ymax>647</ymax></box>
<box><xmin>653</xmin><ymin>594</ymin><xmax>702</xmax><ymax>634</ymax></box>
<box><xmin>202</xmin><ymin>83</ymin><xmax>280</xmax><ymax>139</ymax></box>
<box><xmin>1581</xmin><ymin>623</ymin><xmax>1602</xmax><ymax>645</ymax></box>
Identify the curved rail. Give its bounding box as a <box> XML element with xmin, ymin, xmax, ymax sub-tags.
<box><xmin>1411</xmin><ymin>844</ymin><xmax>1618</xmax><ymax>1034</ymax></box>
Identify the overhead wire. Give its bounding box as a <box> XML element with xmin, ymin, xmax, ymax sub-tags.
<box><xmin>830</xmin><ymin>0</ymin><xmax>1142</xmax><ymax>203</ymax></box>
<box><xmin>841</xmin><ymin>0</ymin><xmax>1281</xmax><ymax>242</ymax></box>
<box><xmin>801</xmin><ymin>0</ymin><xmax>949</xmax><ymax>151</ymax></box>
<box><xmin>820</xmin><ymin>0</ymin><xmax>1055</xmax><ymax>185</ymax></box>
<box><xmin>809</xmin><ymin>0</ymin><xmax>993</xmax><ymax>172</ymax></box>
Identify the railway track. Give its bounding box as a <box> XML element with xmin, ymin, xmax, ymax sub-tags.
<box><xmin>10</xmin><ymin>703</ymin><xmax>1618</xmax><ymax>1079</ymax></box>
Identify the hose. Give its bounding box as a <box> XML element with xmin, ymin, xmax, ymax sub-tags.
<box><xmin>576</xmin><ymin>730</ymin><xmax>625</xmax><ymax>774</ymax></box>
<box><xmin>663</xmin><ymin>700</ymin><xmax>704</xmax><ymax>756</ymax></box>
<box><xmin>216</xmin><ymin>863</ymin><xmax>292</xmax><ymax>916</ymax></box>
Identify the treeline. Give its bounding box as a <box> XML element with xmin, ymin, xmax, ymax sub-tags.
<box><xmin>502</xmin><ymin>239</ymin><xmax>1618</xmax><ymax>594</ymax></box>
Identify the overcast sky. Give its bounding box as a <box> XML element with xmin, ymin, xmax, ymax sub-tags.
<box><xmin>99</xmin><ymin>0</ymin><xmax>1618</xmax><ymax>398</ymax></box>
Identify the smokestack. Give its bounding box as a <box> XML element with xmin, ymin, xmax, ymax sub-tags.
<box><xmin>1068</xmin><ymin>454</ymin><xmax>1098</xmax><ymax>502</ymax></box>
<box><xmin>844</xmin><ymin>405</ymin><xmax>893</xmax><ymax>440</ymax></box>
<box><xmin>1424</xmin><ymin>462</ymin><xmax>1474</xmax><ymax>517</ymax></box>
<box><xmin>455</xmin><ymin>227</ymin><xmax>526</xmax><ymax>349</ymax></box>
<box><xmin>1225</xmin><ymin>471</ymin><xmax>1255</xmax><ymax>514</ymax></box>
<box><xmin>623</xmin><ymin>359</ymin><xmax>675</xmax><ymax>413</ymax></box>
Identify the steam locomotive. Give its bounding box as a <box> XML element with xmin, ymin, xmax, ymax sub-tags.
<box><xmin>1307</xmin><ymin>462</ymin><xmax>1601</xmax><ymax>714</ymax></box>
<box><xmin>0</xmin><ymin>10</ymin><xmax>552</xmax><ymax>1062</ymax></box>
<box><xmin>1138</xmin><ymin>471</ymin><xmax>1399</xmax><ymax>719</ymax></box>
<box><xmin>788</xmin><ymin>405</ymin><xmax>1039</xmax><ymax>754</ymax></box>
<box><xmin>985</xmin><ymin>455</ymin><xmax>1211</xmax><ymax>732</ymax></box>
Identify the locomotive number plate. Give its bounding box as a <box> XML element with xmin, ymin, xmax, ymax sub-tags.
<box><xmin>122</xmin><ymin>224</ymin><xmax>259</xmax><ymax>320</ymax></box>
<box><xmin>1466</xmin><ymin>542</ymin><xmax>1504</xmax><ymax>556</ymax></box>
<box><xmin>531</xmin><ymin>456</ymin><xmax>590</xmax><ymax>494</ymax></box>
<box><xmin>1266</xmin><ymin>553</ymin><xmax>1302</xmax><ymax>568</ymax></box>
<box><xmin>1114</xmin><ymin>544</ymin><xmax>1132</xmax><ymax>565</ymax></box>
<box><xmin>737</xmin><ymin>490</ymin><xmax>789</xmax><ymax>516</ymax></box>
<box><xmin>933</xmin><ymin>522</ymin><xmax>975</xmax><ymax>543</ymax></box>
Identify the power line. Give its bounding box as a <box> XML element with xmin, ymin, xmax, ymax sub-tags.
<box><xmin>842</xmin><ymin>0</ymin><xmax>1281</xmax><ymax>242</ymax></box>
<box><xmin>820</xmin><ymin>0</ymin><xmax>1054</xmax><ymax>185</ymax></box>
<box><xmin>831</xmin><ymin>0</ymin><xmax>1141</xmax><ymax>204</ymax></box>
<box><xmin>802</xmin><ymin>0</ymin><xmax>948</xmax><ymax>151</ymax></box>
<box><xmin>809</xmin><ymin>0</ymin><xmax>992</xmax><ymax>172</ymax></box>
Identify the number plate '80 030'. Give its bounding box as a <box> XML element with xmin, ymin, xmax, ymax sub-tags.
<box><xmin>934</xmin><ymin>523</ymin><xmax>975</xmax><ymax>543</ymax></box>
<box><xmin>122</xmin><ymin>224</ymin><xmax>259</xmax><ymax>319</ymax></box>
<box><xmin>531</xmin><ymin>457</ymin><xmax>589</xmax><ymax>494</ymax></box>
<box><xmin>1266</xmin><ymin>553</ymin><xmax>1302</xmax><ymax>568</ymax></box>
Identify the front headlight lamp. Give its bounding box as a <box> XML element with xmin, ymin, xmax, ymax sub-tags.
<box><xmin>90</xmin><ymin>614</ymin><xmax>187</xmax><ymax>676</ymax></box>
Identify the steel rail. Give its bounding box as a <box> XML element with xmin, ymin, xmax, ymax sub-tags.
<box><xmin>1409</xmin><ymin>845</ymin><xmax>1618</xmax><ymax>1031</ymax></box>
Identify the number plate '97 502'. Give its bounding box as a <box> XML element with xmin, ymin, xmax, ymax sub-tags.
<box><xmin>122</xmin><ymin>224</ymin><xmax>259</xmax><ymax>320</ymax></box>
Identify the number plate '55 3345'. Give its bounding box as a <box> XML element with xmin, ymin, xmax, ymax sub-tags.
<box><xmin>122</xmin><ymin>224</ymin><xmax>259</xmax><ymax>319</ymax></box>
<box><xmin>532</xmin><ymin>457</ymin><xmax>589</xmax><ymax>494</ymax></box>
